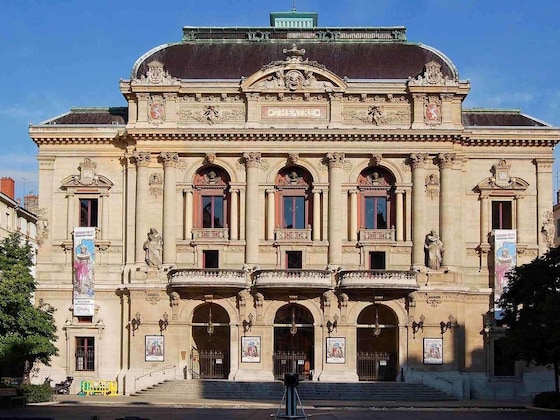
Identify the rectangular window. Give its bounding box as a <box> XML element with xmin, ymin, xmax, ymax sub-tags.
<box><xmin>203</xmin><ymin>250</ymin><xmax>219</xmax><ymax>269</ymax></box>
<box><xmin>75</xmin><ymin>337</ymin><xmax>95</xmax><ymax>371</ymax></box>
<box><xmin>370</xmin><ymin>251</ymin><xmax>386</xmax><ymax>269</ymax></box>
<box><xmin>202</xmin><ymin>196</ymin><xmax>224</xmax><ymax>228</ymax></box>
<box><xmin>283</xmin><ymin>196</ymin><xmax>305</xmax><ymax>229</ymax></box>
<box><xmin>286</xmin><ymin>251</ymin><xmax>303</xmax><ymax>269</ymax></box>
<box><xmin>79</xmin><ymin>198</ymin><xmax>98</xmax><ymax>227</ymax></box>
<box><xmin>365</xmin><ymin>197</ymin><xmax>387</xmax><ymax>229</ymax></box>
<box><xmin>492</xmin><ymin>201</ymin><xmax>512</xmax><ymax>230</ymax></box>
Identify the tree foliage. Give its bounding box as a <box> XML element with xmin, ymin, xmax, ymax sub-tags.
<box><xmin>498</xmin><ymin>246</ymin><xmax>560</xmax><ymax>392</ymax></box>
<box><xmin>0</xmin><ymin>233</ymin><xmax>58</xmax><ymax>383</ymax></box>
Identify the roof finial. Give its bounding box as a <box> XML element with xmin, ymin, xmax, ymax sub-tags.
<box><xmin>292</xmin><ymin>0</ymin><xmax>297</xmax><ymax>12</ymax></box>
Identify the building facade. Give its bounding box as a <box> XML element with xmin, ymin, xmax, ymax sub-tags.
<box><xmin>29</xmin><ymin>12</ymin><xmax>560</xmax><ymax>399</ymax></box>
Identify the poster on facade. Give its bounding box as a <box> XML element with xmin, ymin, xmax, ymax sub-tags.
<box><xmin>423</xmin><ymin>338</ymin><xmax>443</xmax><ymax>365</ymax></box>
<box><xmin>241</xmin><ymin>336</ymin><xmax>261</xmax><ymax>363</ymax></box>
<box><xmin>326</xmin><ymin>337</ymin><xmax>345</xmax><ymax>364</ymax></box>
<box><xmin>145</xmin><ymin>335</ymin><xmax>164</xmax><ymax>362</ymax></box>
<box><xmin>494</xmin><ymin>229</ymin><xmax>517</xmax><ymax>319</ymax></box>
<box><xmin>73</xmin><ymin>227</ymin><xmax>96</xmax><ymax>316</ymax></box>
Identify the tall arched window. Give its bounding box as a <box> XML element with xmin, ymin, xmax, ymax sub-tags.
<box><xmin>358</xmin><ymin>167</ymin><xmax>395</xmax><ymax>236</ymax></box>
<box><xmin>276</xmin><ymin>167</ymin><xmax>313</xmax><ymax>230</ymax></box>
<box><xmin>193</xmin><ymin>166</ymin><xmax>230</xmax><ymax>239</ymax></box>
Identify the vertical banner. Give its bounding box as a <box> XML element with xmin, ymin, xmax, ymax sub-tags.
<box><xmin>494</xmin><ymin>229</ymin><xmax>517</xmax><ymax>318</ymax></box>
<box><xmin>73</xmin><ymin>227</ymin><xmax>96</xmax><ymax>316</ymax></box>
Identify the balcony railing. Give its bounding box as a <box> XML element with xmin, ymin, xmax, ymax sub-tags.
<box><xmin>192</xmin><ymin>228</ymin><xmax>229</xmax><ymax>241</ymax></box>
<box><xmin>358</xmin><ymin>228</ymin><xmax>395</xmax><ymax>243</ymax></box>
<box><xmin>253</xmin><ymin>269</ymin><xmax>332</xmax><ymax>288</ymax></box>
<box><xmin>274</xmin><ymin>227</ymin><xmax>312</xmax><ymax>242</ymax></box>
<box><xmin>338</xmin><ymin>270</ymin><xmax>418</xmax><ymax>290</ymax></box>
<box><xmin>168</xmin><ymin>269</ymin><xmax>248</xmax><ymax>288</ymax></box>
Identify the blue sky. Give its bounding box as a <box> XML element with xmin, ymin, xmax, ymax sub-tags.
<box><xmin>2</xmin><ymin>0</ymin><xmax>560</xmax><ymax>202</ymax></box>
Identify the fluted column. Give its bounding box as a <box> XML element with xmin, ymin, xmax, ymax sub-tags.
<box><xmin>395</xmin><ymin>189</ymin><xmax>404</xmax><ymax>242</ymax></box>
<box><xmin>349</xmin><ymin>189</ymin><xmax>358</xmax><ymax>241</ymax></box>
<box><xmin>480</xmin><ymin>192</ymin><xmax>489</xmax><ymax>246</ymax></box>
<box><xmin>244</xmin><ymin>152</ymin><xmax>261</xmax><ymax>265</ymax></box>
<box><xmin>134</xmin><ymin>152</ymin><xmax>151</xmax><ymax>264</ymax></box>
<box><xmin>230</xmin><ymin>188</ymin><xmax>239</xmax><ymax>241</ymax></box>
<box><xmin>184</xmin><ymin>187</ymin><xmax>193</xmax><ymax>241</ymax></box>
<box><xmin>535</xmin><ymin>158</ymin><xmax>554</xmax><ymax>254</ymax></box>
<box><xmin>161</xmin><ymin>152</ymin><xmax>178</xmax><ymax>264</ymax></box>
<box><xmin>411</xmin><ymin>153</ymin><xmax>428</xmax><ymax>267</ymax></box>
<box><xmin>326</xmin><ymin>152</ymin><xmax>345</xmax><ymax>266</ymax></box>
<box><xmin>313</xmin><ymin>189</ymin><xmax>321</xmax><ymax>241</ymax></box>
<box><xmin>438</xmin><ymin>153</ymin><xmax>456</xmax><ymax>267</ymax></box>
<box><xmin>266</xmin><ymin>188</ymin><xmax>275</xmax><ymax>241</ymax></box>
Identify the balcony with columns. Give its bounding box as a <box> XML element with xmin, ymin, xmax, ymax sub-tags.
<box><xmin>338</xmin><ymin>270</ymin><xmax>418</xmax><ymax>292</ymax></box>
<box><xmin>253</xmin><ymin>269</ymin><xmax>333</xmax><ymax>289</ymax></box>
<box><xmin>168</xmin><ymin>268</ymin><xmax>249</xmax><ymax>291</ymax></box>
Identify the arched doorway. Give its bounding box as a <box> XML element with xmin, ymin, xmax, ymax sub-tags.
<box><xmin>273</xmin><ymin>304</ymin><xmax>314</xmax><ymax>380</ymax></box>
<box><xmin>356</xmin><ymin>303</ymin><xmax>398</xmax><ymax>381</ymax></box>
<box><xmin>191</xmin><ymin>303</ymin><xmax>230</xmax><ymax>379</ymax></box>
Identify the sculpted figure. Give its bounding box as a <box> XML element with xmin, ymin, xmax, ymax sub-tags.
<box><xmin>144</xmin><ymin>228</ymin><xmax>163</xmax><ymax>267</ymax></box>
<box><xmin>424</xmin><ymin>229</ymin><xmax>444</xmax><ymax>270</ymax></box>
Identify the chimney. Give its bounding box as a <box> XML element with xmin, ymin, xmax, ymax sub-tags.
<box><xmin>0</xmin><ymin>177</ymin><xmax>15</xmax><ymax>200</ymax></box>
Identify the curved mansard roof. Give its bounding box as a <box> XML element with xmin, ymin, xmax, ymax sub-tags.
<box><xmin>131</xmin><ymin>27</ymin><xmax>459</xmax><ymax>81</ymax></box>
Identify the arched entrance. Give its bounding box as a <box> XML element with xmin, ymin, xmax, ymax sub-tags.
<box><xmin>356</xmin><ymin>303</ymin><xmax>398</xmax><ymax>381</ymax></box>
<box><xmin>191</xmin><ymin>303</ymin><xmax>230</xmax><ymax>379</ymax></box>
<box><xmin>273</xmin><ymin>304</ymin><xmax>314</xmax><ymax>380</ymax></box>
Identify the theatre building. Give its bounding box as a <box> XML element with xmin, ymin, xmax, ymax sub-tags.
<box><xmin>29</xmin><ymin>11</ymin><xmax>560</xmax><ymax>399</ymax></box>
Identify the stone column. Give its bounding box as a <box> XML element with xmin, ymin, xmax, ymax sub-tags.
<box><xmin>66</xmin><ymin>192</ymin><xmax>75</xmax><ymax>240</ymax></box>
<box><xmin>395</xmin><ymin>189</ymin><xmax>404</xmax><ymax>242</ymax></box>
<box><xmin>515</xmin><ymin>194</ymin><xmax>524</xmax><ymax>244</ymax></box>
<box><xmin>134</xmin><ymin>151</ymin><xmax>151</xmax><ymax>264</ymax></box>
<box><xmin>183</xmin><ymin>187</ymin><xmax>193</xmax><ymax>241</ymax></box>
<box><xmin>349</xmin><ymin>189</ymin><xmax>358</xmax><ymax>241</ymax></box>
<box><xmin>326</xmin><ymin>152</ymin><xmax>345</xmax><ymax>266</ymax></box>
<box><xmin>243</xmin><ymin>152</ymin><xmax>261</xmax><ymax>266</ymax></box>
<box><xmin>125</xmin><ymin>155</ymin><xmax>137</xmax><ymax>265</ymax></box>
<box><xmin>480</xmin><ymin>192</ymin><xmax>489</xmax><ymax>246</ymax></box>
<box><xmin>100</xmin><ymin>192</ymin><xmax>109</xmax><ymax>241</ymax></box>
<box><xmin>438</xmin><ymin>153</ymin><xmax>456</xmax><ymax>267</ymax></box>
<box><xmin>230</xmin><ymin>188</ymin><xmax>239</xmax><ymax>241</ymax></box>
<box><xmin>535</xmin><ymin>158</ymin><xmax>554</xmax><ymax>254</ymax></box>
<box><xmin>266</xmin><ymin>188</ymin><xmax>275</xmax><ymax>241</ymax></box>
<box><xmin>239</xmin><ymin>188</ymin><xmax>246</xmax><ymax>241</ymax></box>
<box><xmin>161</xmin><ymin>152</ymin><xmax>178</xmax><ymax>264</ymax></box>
<box><xmin>411</xmin><ymin>153</ymin><xmax>428</xmax><ymax>267</ymax></box>
<box><xmin>313</xmin><ymin>189</ymin><xmax>322</xmax><ymax>241</ymax></box>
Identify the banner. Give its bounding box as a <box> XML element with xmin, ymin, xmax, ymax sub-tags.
<box><xmin>494</xmin><ymin>229</ymin><xmax>516</xmax><ymax>319</ymax></box>
<box><xmin>73</xmin><ymin>227</ymin><xmax>96</xmax><ymax>316</ymax></box>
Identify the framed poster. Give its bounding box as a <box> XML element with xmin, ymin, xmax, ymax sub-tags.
<box><xmin>241</xmin><ymin>336</ymin><xmax>261</xmax><ymax>363</ymax></box>
<box><xmin>326</xmin><ymin>337</ymin><xmax>345</xmax><ymax>364</ymax></box>
<box><xmin>423</xmin><ymin>338</ymin><xmax>443</xmax><ymax>365</ymax></box>
<box><xmin>145</xmin><ymin>335</ymin><xmax>164</xmax><ymax>362</ymax></box>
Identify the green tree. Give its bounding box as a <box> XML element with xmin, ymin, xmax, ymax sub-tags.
<box><xmin>0</xmin><ymin>232</ymin><xmax>58</xmax><ymax>384</ymax></box>
<box><xmin>498</xmin><ymin>246</ymin><xmax>560</xmax><ymax>392</ymax></box>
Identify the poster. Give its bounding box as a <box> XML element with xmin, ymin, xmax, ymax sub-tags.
<box><xmin>145</xmin><ymin>335</ymin><xmax>164</xmax><ymax>362</ymax></box>
<box><xmin>241</xmin><ymin>336</ymin><xmax>261</xmax><ymax>363</ymax></box>
<box><xmin>326</xmin><ymin>337</ymin><xmax>345</xmax><ymax>364</ymax></box>
<box><xmin>73</xmin><ymin>227</ymin><xmax>96</xmax><ymax>316</ymax></box>
<box><xmin>494</xmin><ymin>229</ymin><xmax>517</xmax><ymax>318</ymax></box>
<box><xmin>423</xmin><ymin>338</ymin><xmax>443</xmax><ymax>365</ymax></box>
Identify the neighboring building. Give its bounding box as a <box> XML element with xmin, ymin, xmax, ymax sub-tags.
<box><xmin>0</xmin><ymin>177</ymin><xmax>38</xmax><ymax>244</ymax></box>
<box><xmin>553</xmin><ymin>191</ymin><xmax>560</xmax><ymax>248</ymax></box>
<box><xmin>29</xmin><ymin>10</ymin><xmax>560</xmax><ymax>400</ymax></box>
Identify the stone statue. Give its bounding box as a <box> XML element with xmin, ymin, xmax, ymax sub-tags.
<box><xmin>424</xmin><ymin>229</ymin><xmax>444</xmax><ymax>270</ymax></box>
<box><xmin>143</xmin><ymin>228</ymin><xmax>163</xmax><ymax>267</ymax></box>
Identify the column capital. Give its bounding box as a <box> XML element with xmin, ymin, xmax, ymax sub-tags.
<box><xmin>243</xmin><ymin>152</ymin><xmax>262</xmax><ymax>168</ymax></box>
<box><xmin>132</xmin><ymin>151</ymin><xmax>151</xmax><ymax>167</ymax></box>
<box><xmin>159</xmin><ymin>152</ymin><xmax>179</xmax><ymax>167</ymax></box>
<box><xmin>410</xmin><ymin>153</ymin><xmax>428</xmax><ymax>169</ymax></box>
<box><xmin>326</xmin><ymin>152</ymin><xmax>345</xmax><ymax>168</ymax></box>
<box><xmin>348</xmin><ymin>189</ymin><xmax>359</xmax><ymax>195</ymax></box>
<box><xmin>437</xmin><ymin>152</ymin><xmax>456</xmax><ymax>169</ymax></box>
<box><xmin>265</xmin><ymin>188</ymin><xmax>276</xmax><ymax>194</ymax></box>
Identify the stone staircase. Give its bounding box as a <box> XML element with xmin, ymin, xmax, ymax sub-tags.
<box><xmin>132</xmin><ymin>380</ymin><xmax>456</xmax><ymax>402</ymax></box>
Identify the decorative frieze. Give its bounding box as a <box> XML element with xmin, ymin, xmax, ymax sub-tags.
<box><xmin>177</xmin><ymin>105</ymin><xmax>245</xmax><ymax>124</ymax></box>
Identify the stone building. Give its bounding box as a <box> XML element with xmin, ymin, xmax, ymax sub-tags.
<box><xmin>29</xmin><ymin>11</ymin><xmax>560</xmax><ymax>399</ymax></box>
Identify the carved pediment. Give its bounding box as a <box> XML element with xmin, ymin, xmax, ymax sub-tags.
<box><xmin>476</xmin><ymin>176</ymin><xmax>529</xmax><ymax>191</ymax></box>
<box><xmin>60</xmin><ymin>158</ymin><xmax>114</xmax><ymax>190</ymax></box>
<box><xmin>241</xmin><ymin>44</ymin><xmax>346</xmax><ymax>93</ymax></box>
